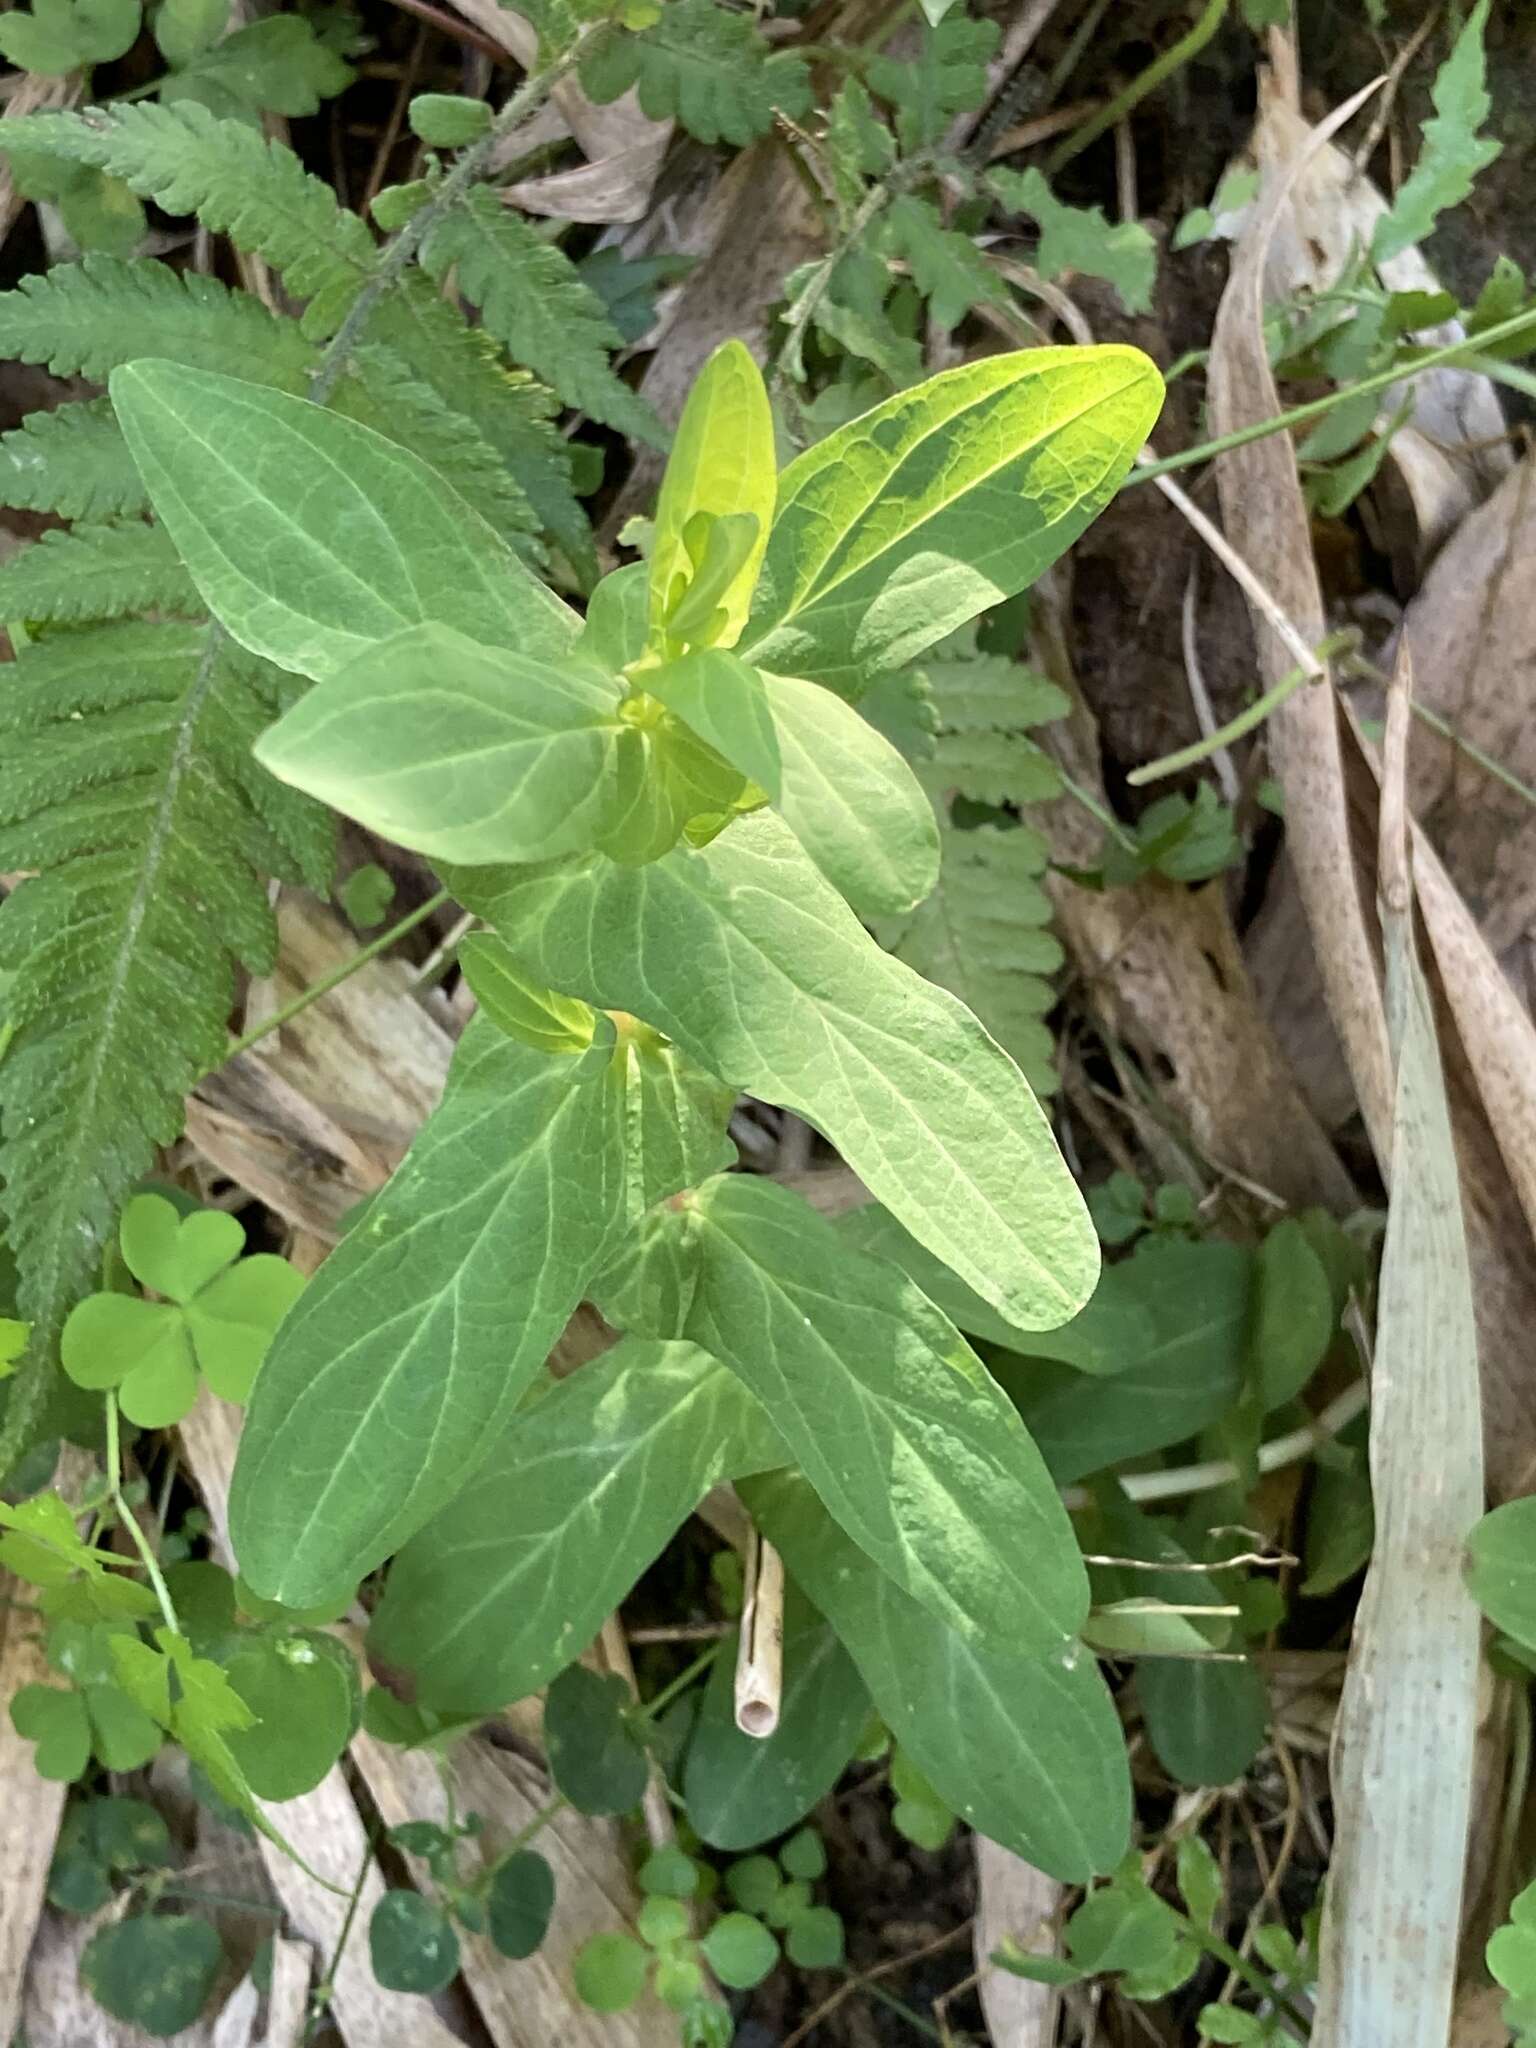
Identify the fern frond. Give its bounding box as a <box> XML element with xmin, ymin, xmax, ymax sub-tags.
<box><xmin>0</xmin><ymin>522</ymin><xmax>196</xmax><ymax>625</ymax></box>
<box><xmin>0</xmin><ymin>255</ymin><xmax>316</xmax><ymax>385</ymax></box>
<box><xmin>921</xmin><ymin>654</ymin><xmax>1069</xmax><ymax>808</ymax></box>
<box><xmin>421</xmin><ymin>188</ymin><xmax>665</xmax><ymax>448</ymax></box>
<box><xmin>0</xmin><ymin>400</ymin><xmax>146</xmax><ymax>522</ymax></box>
<box><xmin>877</xmin><ymin>653</ymin><xmax>1069</xmax><ymax>1096</ymax></box>
<box><xmin>370</xmin><ymin>279</ymin><xmax>594</xmax><ymax>582</ymax></box>
<box><xmin>336</xmin><ymin>348</ymin><xmax>539</xmax><ymax>553</ymax></box>
<box><xmin>0</xmin><ymin>623</ymin><xmax>331</xmax><ymax>1455</ymax></box>
<box><xmin>0</xmin><ymin>103</ymin><xmax>378</xmax><ymax>334</ymax></box>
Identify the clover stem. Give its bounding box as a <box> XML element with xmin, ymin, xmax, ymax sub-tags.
<box><xmin>105</xmin><ymin>1391</ymin><xmax>182</xmax><ymax>1638</ymax></box>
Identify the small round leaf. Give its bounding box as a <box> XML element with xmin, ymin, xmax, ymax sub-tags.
<box><xmin>81</xmin><ymin>1915</ymin><xmax>222</xmax><ymax>2036</ymax></box>
<box><xmin>724</xmin><ymin>1854</ymin><xmax>780</xmax><ymax>1915</ymax></box>
<box><xmin>639</xmin><ymin>1845</ymin><xmax>700</xmax><ymax>1898</ymax></box>
<box><xmin>638</xmin><ymin>1895</ymin><xmax>690</xmax><ymax>1947</ymax></box>
<box><xmin>785</xmin><ymin>1906</ymin><xmax>844</xmax><ymax>1970</ymax></box>
<box><xmin>654</xmin><ymin>1951</ymin><xmax>706</xmax><ymax>2009</ymax></box>
<box><xmin>573</xmin><ymin>1931</ymin><xmax>649</xmax><ymax>2012</ymax></box>
<box><xmin>778</xmin><ymin>1826</ymin><xmax>826</xmax><ymax>1881</ymax></box>
<box><xmin>544</xmin><ymin>1665</ymin><xmax>648</xmax><ymax>1816</ymax></box>
<box><xmin>486</xmin><ymin>1849</ymin><xmax>555</xmax><ymax>1960</ymax></box>
<box><xmin>701</xmin><ymin>1911</ymin><xmax>779</xmax><ymax>1989</ymax></box>
<box><xmin>369</xmin><ymin>1890</ymin><xmax>460</xmax><ymax>1994</ymax></box>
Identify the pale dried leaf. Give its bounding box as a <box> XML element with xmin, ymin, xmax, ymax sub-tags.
<box><xmin>1313</xmin><ymin>660</ymin><xmax>1483</xmax><ymax>2048</ymax></box>
<box><xmin>0</xmin><ymin>1571</ymin><xmax>68</xmax><ymax>2045</ymax></box>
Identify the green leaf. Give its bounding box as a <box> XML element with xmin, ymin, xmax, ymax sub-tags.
<box><xmin>573</xmin><ymin>1930</ymin><xmax>649</xmax><ymax>2012</ymax></box>
<box><xmin>580</xmin><ymin>0</ymin><xmax>810</xmax><ymax>146</ymax></box>
<box><xmin>702</xmin><ymin>1912</ymin><xmax>779</xmax><ymax>1989</ymax></box>
<box><xmin>221</xmin><ymin>1630</ymin><xmax>358</xmax><ymax>1800</ymax></box>
<box><xmin>154</xmin><ymin>0</ymin><xmax>226</xmax><ymax>66</ymax></box>
<box><xmin>83</xmin><ymin>1682</ymin><xmax>163</xmax><ymax>1770</ymax></box>
<box><xmin>420</xmin><ymin>189</ymin><xmax>663</xmax><ymax>447</ymax></box>
<box><xmin>1137</xmin><ymin>1654</ymin><xmax>1268</xmax><ymax>1789</ymax></box>
<box><xmin>656</xmin><ymin>1174</ymin><xmax>1087</xmax><ymax>1649</ymax></box>
<box><xmin>742</xmin><ymin>347</ymin><xmax>1162</xmax><ymax>698</ymax></box>
<box><xmin>884</xmin><ymin>194</ymin><xmax>1007</xmax><ymax>331</ymax></box>
<box><xmin>1467</xmin><ymin>1498</ymin><xmax>1536</xmax><ymax>1646</ymax></box>
<box><xmin>642</xmin><ymin>651</ymin><xmax>781</xmax><ymax>799</ymax></box>
<box><xmin>866</xmin><ymin>14</ymin><xmax>996</xmax><ymax>152</ymax></box>
<box><xmin>726</xmin><ymin>1856</ymin><xmax>781</xmax><ymax>1914</ymax></box>
<box><xmin>1372</xmin><ymin>0</ymin><xmax>1499</xmax><ymax>264</ymax></box>
<box><xmin>120</xmin><ymin>1192</ymin><xmax>239</xmax><ymax>1300</ymax></box>
<box><xmin>0</xmin><ymin>0</ymin><xmax>139</xmax><ymax>75</ymax></box>
<box><xmin>744</xmin><ymin>1471</ymin><xmax>1130</xmax><ymax>1881</ymax></box>
<box><xmin>62</xmin><ymin>1295</ymin><xmax>199</xmax><ymax>1426</ymax></box>
<box><xmin>409</xmin><ymin>92</ymin><xmax>491</xmax><ymax>148</ymax></box>
<box><xmin>1251</xmin><ymin>1216</ymin><xmax>1334</xmax><ymax>1408</ymax></box>
<box><xmin>254</xmin><ymin>623</ymin><xmax>625</xmax><ymax>865</ymax></box>
<box><xmin>989</xmin><ymin>168</ymin><xmax>1158</xmax><ymax>316</ymax></box>
<box><xmin>767</xmin><ymin>671</ymin><xmax>939</xmax><ymax>919</ymax></box>
<box><xmin>163</xmin><ymin>16</ymin><xmax>353</xmax><ymax>120</ymax></box>
<box><xmin>0</xmin><ymin>398</ymin><xmax>144</xmax><ymax>523</ymax></box>
<box><xmin>1066</xmin><ymin>1883</ymin><xmax>1184</xmax><ymax>1976</ymax></box>
<box><xmin>369</xmin><ymin>1891</ymin><xmax>460</xmax><ymax>1994</ymax></box>
<box><xmin>11</xmin><ymin>1683</ymin><xmax>92</xmax><ymax>1780</ymax></box>
<box><xmin>459</xmin><ymin>935</ymin><xmax>598</xmax><ymax>1056</ymax></box>
<box><xmin>0</xmin><ymin>522</ymin><xmax>195</xmax><ymax>629</ymax></box>
<box><xmin>486</xmin><ymin>1850</ymin><xmax>556</xmax><ymax>1960</ymax></box>
<box><xmin>108</xmin><ymin>361</ymin><xmax>580</xmax><ymax>681</ymax></box>
<box><xmin>1176</xmin><ymin>1834</ymin><xmax>1223</xmax><ymax>1929</ymax></box>
<box><xmin>684</xmin><ymin>1582</ymin><xmax>868</xmax><ymax>1850</ymax></box>
<box><xmin>649</xmin><ymin>339</ymin><xmax>774</xmax><ymax>654</ymax></box>
<box><xmin>453</xmin><ymin>809</ymin><xmax>1098</xmax><ymax>1335</ymax></box>
<box><xmin>638</xmin><ymin>1895</ymin><xmax>690</xmax><ymax>1946</ymax></box>
<box><xmin>1001</xmin><ymin>1239</ymin><xmax>1254</xmax><ymax>1483</ymax></box>
<box><xmin>891</xmin><ymin>1747</ymin><xmax>955</xmax><ymax>1851</ymax></box>
<box><xmin>369</xmin><ymin>1339</ymin><xmax>781</xmax><ymax>1713</ymax></box>
<box><xmin>639</xmin><ymin>1845</ymin><xmax>700</xmax><ymax>1898</ymax></box>
<box><xmin>229</xmin><ymin>1018</ymin><xmax>630</xmax><ymax>1605</ymax></box>
<box><xmin>81</xmin><ymin>1916</ymin><xmax>222</xmax><ymax>2037</ymax></box>
<box><xmin>544</xmin><ymin>1665</ymin><xmax>648</xmax><ymax>1816</ymax></box>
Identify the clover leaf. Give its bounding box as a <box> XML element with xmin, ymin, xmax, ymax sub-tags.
<box><xmin>62</xmin><ymin>1193</ymin><xmax>304</xmax><ymax>1425</ymax></box>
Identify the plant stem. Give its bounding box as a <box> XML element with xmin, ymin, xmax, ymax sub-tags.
<box><xmin>1192</xmin><ymin>1926</ymin><xmax>1313</xmax><ymax>2039</ymax></box>
<box><xmin>306</xmin><ymin>1840</ymin><xmax>374</xmax><ymax>2042</ymax></box>
<box><xmin>306</xmin><ymin>30</ymin><xmax>603</xmax><ymax>405</ymax></box>
<box><xmin>1128</xmin><ymin>306</ymin><xmax>1536</xmax><ymax>486</ymax></box>
<box><xmin>1127</xmin><ymin>630</ymin><xmax>1358</xmax><ymax>785</ymax></box>
<box><xmin>506</xmin><ymin>1790</ymin><xmax>566</xmax><ymax>1853</ymax></box>
<box><xmin>636</xmin><ymin>1642</ymin><xmax>722</xmax><ymax>1722</ymax></box>
<box><xmin>215</xmin><ymin>886</ymin><xmax>452</xmax><ymax>1070</ymax></box>
<box><xmin>1046</xmin><ymin>0</ymin><xmax>1228</xmax><ymax>175</ymax></box>
<box><xmin>105</xmin><ymin>1391</ymin><xmax>181</xmax><ymax>1638</ymax></box>
<box><xmin>1405</xmin><ymin>698</ymin><xmax>1536</xmax><ymax>815</ymax></box>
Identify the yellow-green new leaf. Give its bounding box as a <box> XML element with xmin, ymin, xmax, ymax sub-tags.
<box><xmin>768</xmin><ymin>670</ymin><xmax>938</xmax><ymax>916</ymax></box>
<box><xmin>670</xmin><ymin>1174</ymin><xmax>1087</xmax><ymax>1651</ymax></box>
<box><xmin>451</xmin><ymin>809</ymin><xmax>1098</xmax><ymax>1332</ymax></box>
<box><xmin>369</xmin><ymin>1340</ymin><xmax>784</xmax><ymax>1714</ymax></box>
<box><xmin>229</xmin><ymin>1018</ymin><xmax>629</xmax><ymax>1605</ymax></box>
<box><xmin>650</xmin><ymin>338</ymin><xmax>775</xmax><ymax>651</ymax></box>
<box><xmin>254</xmin><ymin>623</ymin><xmax>624</xmax><ymax>864</ymax></box>
<box><xmin>743</xmin><ymin>1471</ymin><xmax>1129</xmax><ymax>1882</ymax></box>
<box><xmin>742</xmin><ymin>346</ymin><xmax>1162</xmax><ymax>697</ymax></box>
<box><xmin>641</xmin><ymin>649</ymin><xmax>781</xmax><ymax>800</ymax></box>
<box><xmin>460</xmin><ymin>935</ymin><xmax>598</xmax><ymax>1055</ymax></box>
<box><xmin>109</xmin><ymin>360</ymin><xmax>580</xmax><ymax>679</ymax></box>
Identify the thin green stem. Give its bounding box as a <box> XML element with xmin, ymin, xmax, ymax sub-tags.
<box><xmin>306</xmin><ymin>29</ymin><xmax>604</xmax><ymax>405</ymax></box>
<box><xmin>1406</xmin><ymin>699</ymin><xmax>1536</xmax><ymax>814</ymax></box>
<box><xmin>215</xmin><ymin>886</ymin><xmax>452</xmax><ymax>1070</ymax></box>
<box><xmin>1127</xmin><ymin>630</ymin><xmax>1358</xmax><ymax>786</ymax></box>
<box><xmin>855</xmin><ymin>1975</ymin><xmax>946</xmax><ymax>2042</ymax></box>
<box><xmin>105</xmin><ymin>1392</ymin><xmax>181</xmax><ymax>1638</ymax></box>
<box><xmin>1192</xmin><ymin>1926</ymin><xmax>1312</xmax><ymax>2040</ymax></box>
<box><xmin>1055</xmin><ymin>768</ymin><xmax>1141</xmax><ymax>853</ymax></box>
<box><xmin>635</xmin><ymin>1642</ymin><xmax>721</xmax><ymax>1722</ymax></box>
<box><xmin>1128</xmin><ymin>307</ymin><xmax>1536</xmax><ymax>486</ymax></box>
<box><xmin>307</xmin><ymin>1841</ymin><xmax>374</xmax><ymax>2042</ymax></box>
<box><xmin>506</xmin><ymin>1790</ymin><xmax>567</xmax><ymax>1854</ymax></box>
<box><xmin>1046</xmin><ymin>0</ymin><xmax>1228</xmax><ymax>175</ymax></box>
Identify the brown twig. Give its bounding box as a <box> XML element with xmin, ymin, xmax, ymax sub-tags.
<box><xmin>374</xmin><ymin>0</ymin><xmax>509</xmax><ymax>64</ymax></box>
<box><xmin>781</xmin><ymin>1922</ymin><xmax>975</xmax><ymax>2048</ymax></box>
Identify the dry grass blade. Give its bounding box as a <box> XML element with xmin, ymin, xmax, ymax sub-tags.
<box><xmin>1312</xmin><ymin>650</ymin><xmax>1483</xmax><ymax>2047</ymax></box>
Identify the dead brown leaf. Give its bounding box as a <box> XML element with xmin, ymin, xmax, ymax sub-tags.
<box><xmin>1208</xmin><ymin>76</ymin><xmax>1536</xmax><ymax>1501</ymax></box>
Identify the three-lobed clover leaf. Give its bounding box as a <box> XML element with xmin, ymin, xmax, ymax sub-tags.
<box><xmin>61</xmin><ymin>1193</ymin><xmax>303</xmax><ymax>1425</ymax></box>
